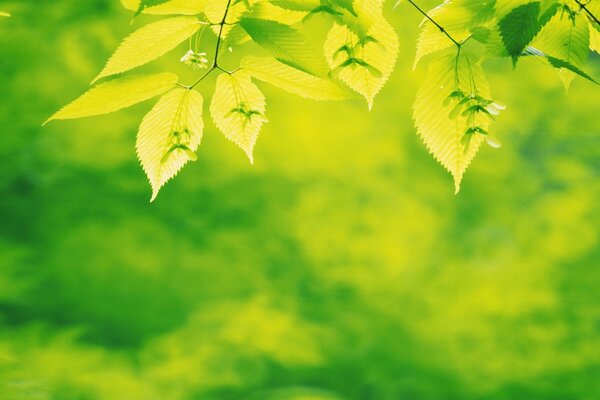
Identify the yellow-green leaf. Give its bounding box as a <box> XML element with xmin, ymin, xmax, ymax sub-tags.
<box><xmin>210</xmin><ymin>71</ymin><xmax>267</xmax><ymax>163</ymax></box>
<box><xmin>241</xmin><ymin>56</ymin><xmax>353</xmax><ymax>101</ymax></box>
<box><xmin>205</xmin><ymin>0</ymin><xmax>249</xmax><ymax>41</ymax></box>
<box><xmin>414</xmin><ymin>53</ymin><xmax>494</xmax><ymax>193</ymax></box>
<box><xmin>121</xmin><ymin>0</ymin><xmax>207</xmax><ymax>15</ymax></box>
<box><xmin>95</xmin><ymin>16</ymin><xmax>200</xmax><ymax>82</ymax></box>
<box><xmin>45</xmin><ymin>73</ymin><xmax>178</xmax><ymax>123</ymax></box>
<box><xmin>533</xmin><ymin>10</ymin><xmax>590</xmax><ymax>89</ymax></box>
<box><xmin>412</xmin><ymin>1</ymin><xmax>477</xmax><ymax>69</ymax></box>
<box><xmin>588</xmin><ymin>20</ymin><xmax>600</xmax><ymax>53</ymax></box>
<box><xmin>136</xmin><ymin>88</ymin><xmax>204</xmax><ymax>201</ymax></box>
<box><xmin>324</xmin><ymin>17</ymin><xmax>398</xmax><ymax>109</ymax></box>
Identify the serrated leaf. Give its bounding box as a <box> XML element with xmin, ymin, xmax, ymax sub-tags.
<box><xmin>522</xmin><ymin>46</ymin><xmax>598</xmax><ymax>84</ymax></box>
<box><xmin>324</xmin><ymin>18</ymin><xmax>398</xmax><ymax>109</ymax></box>
<box><xmin>499</xmin><ymin>1</ymin><xmax>541</xmax><ymax>65</ymax></box>
<box><xmin>210</xmin><ymin>71</ymin><xmax>267</xmax><ymax>162</ymax></box>
<box><xmin>246</xmin><ymin>1</ymin><xmax>306</xmax><ymax>25</ymax></box>
<box><xmin>241</xmin><ymin>56</ymin><xmax>353</xmax><ymax>100</ymax></box>
<box><xmin>137</xmin><ymin>88</ymin><xmax>204</xmax><ymax>201</ymax></box>
<box><xmin>95</xmin><ymin>16</ymin><xmax>200</xmax><ymax>82</ymax></box>
<box><xmin>412</xmin><ymin>0</ymin><xmax>489</xmax><ymax>69</ymax></box>
<box><xmin>583</xmin><ymin>2</ymin><xmax>599</xmax><ymax>53</ymax></box>
<box><xmin>589</xmin><ymin>22</ymin><xmax>600</xmax><ymax>53</ymax></box>
<box><xmin>45</xmin><ymin>73</ymin><xmax>178</xmax><ymax>124</ymax></box>
<box><xmin>413</xmin><ymin>2</ymin><xmax>472</xmax><ymax>69</ymax></box>
<box><xmin>269</xmin><ymin>0</ymin><xmax>318</xmax><ymax>11</ymax></box>
<box><xmin>414</xmin><ymin>52</ymin><xmax>494</xmax><ymax>193</ymax></box>
<box><xmin>239</xmin><ymin>17</ymin><xmax>321</xmax><ymax>75</ymax></box>
<box><xmin>205</xmin><ymin>0</ymin><xmax>249</xmax><ymax>41</ymax></box>
<box><xmin>121</xmin><ymin>0</ymin><xmax>207</xmax><ymax>15</ymax></box>
<box><xmin>533</xmin><ymin>9</ymin><xmax>590</xmax><ymax>88</ymax></box>
<box><xmin>333</xmin><ymin>0</ymin><xmax>383</xmax><ymax>36</ymax></box>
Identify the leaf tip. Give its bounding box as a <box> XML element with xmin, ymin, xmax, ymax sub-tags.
<box><xmin>453</xmin><ymin>174</ymin><xmax>463</xmax><ymax>194</ymax></box>
<box><xmin>150</xmin><ymin>188</ymin><xmax>160</xmax><ymax>203</ymax></box>
<box><xmin>245</xmin><ymin>150</ymin><xmax>255</xmax><ymax>165</ymax></box>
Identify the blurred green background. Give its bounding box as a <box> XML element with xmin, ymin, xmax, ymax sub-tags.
<box><xmin>1</xmin><ymin>1</ymin><xmax>599</xmax><ymax>399</ymax></box>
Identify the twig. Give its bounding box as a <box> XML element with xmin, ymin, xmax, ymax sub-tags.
<box><xmin>406</xmin><ymin>0</ymin><xmax>461</xmax><ymax>48</ymax></box>
<box><xmin>575</xmin><ymin>0</ymin><xmax>600</xmax><ymax>26</ymax></box>
<box><xmin>189</xmin><ymin>0</ymin><xmax>234</xmax><ymax>89</ymax></box>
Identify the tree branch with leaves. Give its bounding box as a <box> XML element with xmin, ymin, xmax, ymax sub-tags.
<box><xmin>45</xmin><ymin>0</ymin><xmax>599</xmax><ymax>200</ymax></box>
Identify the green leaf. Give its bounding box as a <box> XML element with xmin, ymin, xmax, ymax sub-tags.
<box><xmin>45</xmin><ymin>73</ymin><xmax>178</xmax><ymax>124</ymax></box>
<box><xmin>241</xmin><ymin>56</ymin><xmax>353</xmax><ymax>100</ymax></box>
<box><xmin>324</xmin><ymin>17</ymin><xmax>398</xmax><ymax>109</ymax></box>
<box><xmin>244</xmin><ymin>1</ymin><xmax>306</xmax><ymax>26</ymax></box>
<box><xmin>121</xmin><ymin>0</ymin><xmax>207</xmax><ymax>15</ymax></box>
<box><xmin>413</xmin><ymin>52</ymin><xmax>495</xmax><ymax>193</ymax></box>
<box><xmin>239</xmin><ymin>17</ymin><xmax>320</xmax><ymax>74</ymax></box>
<box><xmin>205</xmin><ymin>0</ymin><xmax>249</xmax><ymax>41</ymax></box>
<box><xmin>410</xmin><ymin>0</ymin><xmax>498</xmax><ymax>68</ymax></box>
<box><xmin>136</xmin><ymin>88</ymin><xmax>204</xmax><ymax>201</ymax></box>
<box><xmin>533</xmin><ymin>9</ymin><xmax>590</xmax><ymax>88</ymax></box>
<box><xmin>498</xmin><ymin>1</ymin><xmax>541</xmax><ymax>65</ymax></box>
<box><xmin>269</xmin><ymin>0</ymin><xmax>318</xmax><ymax>12</ymax></box>
<box><xmin>94</xmin><ymin>16</ymin><xmax>200</xmax><ymax>82</ymax></box>
<box><xmin>590</xmin><ymin>21</ymin><xmax>600</xmax><ymax>53</ymax></box>
<box><xmin>210</xmin><ymin>71</ymin><xmax>268</xmax><ymax>163</ymax></box>
<box><xmin>585</xmin><ymin>1</ymin><xmax>600</xmax><ymax>53</ymax></box>
<box><xmin>522</xmin><ymin>46</ymin><xmax>597</xmax><ymax>84</ymax></box>
<box><xmin>331</xmin><ymin>0</ymin><xmax>357</xmax><ymax>16</ymax></box>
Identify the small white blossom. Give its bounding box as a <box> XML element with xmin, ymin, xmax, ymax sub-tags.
<box><xmin>180</xmin><ymin>50</ymin><xmax>209</xmax><ymax>69</ymax></box>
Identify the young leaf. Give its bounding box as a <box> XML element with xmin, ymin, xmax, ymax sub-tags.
<box><xmin>241</xmin><ymin>56</ymin><xmax>353</xmax><ymax>100</ymax></box>
<box><xmin>533</xmin><ymin>10</ymin><xmax>590</xmax><ymax>88</ymax></box>
<box><xmin>205</xmin><ymin>0</ymin><xmax>249</xmax><ymax>41</ymax></box>
<box><xmin>269</xmin><ymin>0</ymin><xmax>318</xmax><ymax>12</ymax></box>
<box><xmin>590</xmin><ymin>23</ymin><xmax>600</xmax><ymax>53</ymax></box>
<box><xmin>94</xmin><ymin>16</ymin><xmax>201</xmax><ymax>82</ymax></box>
<box><xmin>239</xmin><ymin>17</ymin><xmax>320</xmax><ymax>74</ymax></box>
<box><xmin>324</xmin><ymin>18</ymin><xmax>398</xmax><ymax>109</ymax></box>
<box><xmin>121</xmin><ymin>0</ymin><xmax>207</xmax><ymax>15</ymax></box>
<box><xmin>45</xmin><ymin>73</ymin><xmax>178</xmax><ymax>124</ymax></box>
<box><xmin>412</xmin><ymin>0</ymin><xmax>477</xmax><ymax>69</ymax></box>
<box><xmin>210</xmin><ymin>71</ymin><xmax>267</xmax><ymax>163</ymax></box>
<box><xmin>498</xmin><ymin>1</ymin><xmax>541</xmax><ymax>66</ymax></box>
<box><xmin>136</xmin><ymin>88</ymin><xmax>204</xmax><ymax>201</ymax></box>
<box><xmin>414</xmin><ymin>52</ymin><xmax>494</xmax><ymax>193</ymax></box>
<box><xmin>246</xmin><ymin>1</ymin><xmax>306</xmax><ymax>26</ymax></box>
<box><xmin>522</xmin><ymin>46</ymin><xmax>598</xmax><ymax>84</ymax></box>
<box><xmin>585</xmin><ymin>1</ymin><xmax>600</xmax><ymax>53</ymax></box>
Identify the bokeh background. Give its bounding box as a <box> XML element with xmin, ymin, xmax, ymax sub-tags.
<box><xmin>1</xmin><ymin>0</ymin><xmax>599</xmax><ymax>399</ymax></box>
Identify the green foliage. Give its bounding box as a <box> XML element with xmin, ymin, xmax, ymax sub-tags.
<box><xmin>45</xmin><ymin>73</ymin><xmax>179</xmax><ymax>122</ymax></box>
<box><xmin>210</xmin><ymin>70</ymin><xmax>268</xmax><ymax>162</ymax></box>
<box><xmin>94</xmin><ymin>16</ymin><xmax>201</xmax><ymax>81</ymax></box>
<box><xmin>46</xmin><ymin>0</ymin><xmax>599</xmax><ymax>198</ymax></box>
<box><xmin>499</xmin><ymin>2</ymin><xmax>542</xmax><ymax>65</ymax></box>
<box><xmin>136</xmin><ymin>87</ymin><xmax>205</xmax><ymax>201</ymax></box>
<box><xmin>241</xmin><ymin>56</ymin><xmax>353</xmax><ymax>100</ymax></box>
<box><xmin>239</xmin><ymin>17</ymin><xmax>318</xmax><ymax>73</ymax></box>
<box><xmin>1</xmin><ymin>2</ymin><xmax>600</xmax><ymax>398</ymax></box>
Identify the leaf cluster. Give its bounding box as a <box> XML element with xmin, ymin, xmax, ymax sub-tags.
<box><xmin>46</xmin><ymin>0</ymin><xmax>599</xmax><ymax>198</ymax></box>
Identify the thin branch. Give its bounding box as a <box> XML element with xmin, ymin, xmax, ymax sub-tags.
<box><xmin>189</xmin><ymin>0</ymin><xmax>234</xmax><ymax>89</ymax></box>
<box><xmin>406</xmin><ymin>0</ymin><xmax>461</xmax><ymax>48</ymax></box>
<box><xmin>575</xmin><ymin>0</ymin><xmax>600</xmax><ymax>26</ymax></box>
